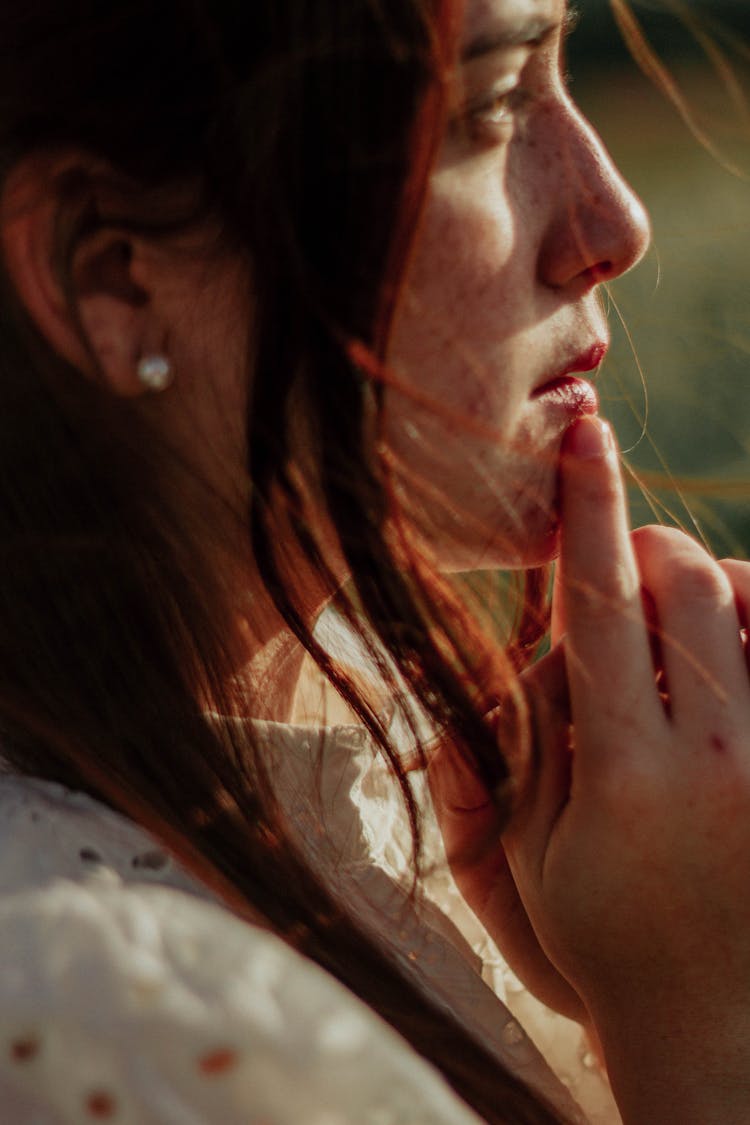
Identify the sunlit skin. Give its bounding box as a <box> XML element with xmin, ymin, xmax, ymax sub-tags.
<box><xmin>387</xmin><ymin>0</ymin><xmax>650</xmax><ymax>570</ymax></box>
<box><xmin>408</xmin><ymin>12</ymin><xmax>750</xmax><ymax>1123</ymax></box>
<box><xmin>2</xmin><ymin>0</ymin><xmax>651</xmax><ymax>651</ymax></box>
<box><xmin>6</xmin><ymin>5</ymin><xmax>750</xmax><ymax>1118</ymax></box>
<box><xmin>0</xmin><ymin>0</ymin><xmax>650</xmax><ymax>716</ymax></box>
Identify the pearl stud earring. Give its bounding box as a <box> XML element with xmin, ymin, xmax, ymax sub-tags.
<box><xmin>136</xmin><ymin>354</ymin><xmax>173</xmax><ymax>393</ymax></box>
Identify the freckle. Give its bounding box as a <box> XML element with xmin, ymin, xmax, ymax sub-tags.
<box><xmin>710</xmin><ymin>734</ymin><xmax>727</xmax><ymax>754</ymax></box>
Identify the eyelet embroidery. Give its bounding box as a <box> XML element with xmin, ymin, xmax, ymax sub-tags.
<box><xmin>79</xmin><ymin>847</ymin><xmax>103</xmax><ymax>864</ymax></box>
<box><xmin>131</xmin><ymin>850</ymin><xmax>169</xmax><ymax>872</ymax></box>
<box><xmin>198</xmin><ymin>1047</ymin><xmax>239</xmax><ymax>1076</ymax></box>
<box><xmin>9</xmin><ymin>1035</ymin><xmax>40</xmax><ymax>1063</ymax></box>
<box><xmin>85</xmin><ymin>1089</ymin><xmax>118</xmax><ymax>1118</ymax></box>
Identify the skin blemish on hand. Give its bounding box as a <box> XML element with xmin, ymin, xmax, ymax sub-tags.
<box><xmin>710</xmin><ymin>734</ymin><xmax>727</xmax><ymax>755</ymax></box>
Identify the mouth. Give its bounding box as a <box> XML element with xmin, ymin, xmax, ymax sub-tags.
<box><xmin>530</xmin><ymin>341</ymin><xmax>608</xmax><ymax>414</ymax></box>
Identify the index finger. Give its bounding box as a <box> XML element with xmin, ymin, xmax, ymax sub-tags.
<box><xmin>559</xmin><ymin>416</ymin><xmax>663</xmax><ymax>750</ymax></box>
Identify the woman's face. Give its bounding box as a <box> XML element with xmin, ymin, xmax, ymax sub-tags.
<box><xmin>386</xmin><ymin>0</ymin><xmax>650</xmax><ymax>570</ymax></box>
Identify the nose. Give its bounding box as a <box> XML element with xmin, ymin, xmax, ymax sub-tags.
<box><xmin>537</xmin><ymin>103</ymin><xmax>651</xmax><ymax>291</ymax></box>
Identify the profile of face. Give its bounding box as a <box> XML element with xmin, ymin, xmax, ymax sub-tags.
<box><xmin>386</xmin><ymin>0</ymin><xmax>651</xmax><ymax>571</ymax></box>
<box><xmin>1</xmin><ymin>0</ymin><xmax>649</xmax><ymax>596</ymax></box>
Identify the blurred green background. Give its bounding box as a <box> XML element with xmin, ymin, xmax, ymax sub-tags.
<box><xmin>568</xmin><ymin>0</ymin><xmax>750</xmax><ymax>556</ymax></box>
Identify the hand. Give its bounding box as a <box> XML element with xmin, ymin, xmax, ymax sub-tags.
<box><xmin>504</xmin><ymin>415</ymin><xmax>750</xmax><ymax>1122</ymax></box>
<box><xmin>428</xmin><ymin>646</ymin><xmax>588</xmax><ymax>1024</ymax></box>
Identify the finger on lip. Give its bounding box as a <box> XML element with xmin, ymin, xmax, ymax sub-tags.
<box><xmin>562</xmin><ymin>414</ymin><xmax>613</xmax><ymax>460</ymax></box>
<box><xmin>558</xmin><ymin>415</ymin><xmax>662</xmax><ymax>756</ymax></box>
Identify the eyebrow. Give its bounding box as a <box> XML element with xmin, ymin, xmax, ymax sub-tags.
<box><xmin>461</xmin><ymin>8</ymin><xmax>574</xmax><ymax>61</ymax></box>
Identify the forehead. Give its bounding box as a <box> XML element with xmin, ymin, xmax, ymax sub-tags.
<box><xmin>461</xmin><ymin>0</ymin><xmax>565</xmax><ymax>52</ymax></box>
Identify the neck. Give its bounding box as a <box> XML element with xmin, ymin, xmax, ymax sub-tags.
<box><xmin>234</xmin><ymin>622</ymin><xmax>310</xmax><ymax>722</ymax></box>
<box><xmin>191</xmin><ymin>474</ymin><xmax>342</xmax><ymax>724</ymax></box>
<box><xmin>222</xmin><ymin>558</ymin><xmax>335</xmax><ymax>724</ymax></box>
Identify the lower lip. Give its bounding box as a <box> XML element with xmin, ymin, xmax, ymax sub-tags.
<box><xmin>533</xmin><ymin>376</ymin><xmax>599</xmax><ymax>415</ymax></box>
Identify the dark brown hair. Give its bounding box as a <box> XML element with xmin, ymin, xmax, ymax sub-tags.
<box><xmin>0</xmin><ymin>3</ymin><xmax>560</xmax><ymax>1122</ymax></box>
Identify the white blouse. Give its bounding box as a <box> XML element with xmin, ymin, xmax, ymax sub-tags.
<box><xmin>0</xmin><ymin>720</ymin><xmax>620</xmax><ymax>1124</ymax></box>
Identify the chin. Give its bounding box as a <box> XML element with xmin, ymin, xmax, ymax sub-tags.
<box><xmin>512</xmin><ymin>515</ymin><xmax>561</xmax><ymax>569</ymax></box>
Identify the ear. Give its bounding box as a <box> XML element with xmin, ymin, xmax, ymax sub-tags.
<box><xmin>0</xmin><ymin>154</ymin><xmax>167</xmax><ymax>397</ymax></box>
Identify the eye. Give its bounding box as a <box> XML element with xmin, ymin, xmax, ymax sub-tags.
<box><xmin>476</xmin><ymin>90</ymin><xmax>515</xmax><ymax>126</ymax></box>
<box><xmin>464</xmin><ymin>80</ymin><xmax>524</xmax><ymax>144</ymax></box>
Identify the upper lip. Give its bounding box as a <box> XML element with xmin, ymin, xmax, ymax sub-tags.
<box><xmin>532</xmin><ymin>341</ymin><xmax>608</xmax><ymax>395</ymax></box>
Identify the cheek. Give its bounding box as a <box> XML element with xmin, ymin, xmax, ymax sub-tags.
<box><xmin>381</xmin><ymin>164</ymin><xmax>562</xmax><ymax>567</ymax></box>
<box><xmin>390</xmin><ymin>171</ymin><xmax>520</xmax><ymax>381</ymax></box>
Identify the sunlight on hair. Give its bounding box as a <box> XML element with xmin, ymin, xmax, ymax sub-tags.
<box><xmin>600</xmin><ymin>284</ymin><xmax>650</xmax><ymax>456</ymax></box>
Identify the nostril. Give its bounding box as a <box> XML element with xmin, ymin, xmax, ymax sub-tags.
<box><xmin>588</xmin><ymin>261</ymin><xmax>613</xmax><ymax>284</ymax></box>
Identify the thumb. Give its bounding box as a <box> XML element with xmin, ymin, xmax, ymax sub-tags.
<box><xmin>427</xmin><ymin>736</ymin><xmax>504</xmax><ymax>877</ymax></box>
<box><xmin>429</xmin><ymin>646</ymin><xmax>571</xmax><ymax>878</ymax></box>
<box><xmin>504</xmin><ymin>645</ymin><xmax>573</xmax><ymax>865</ymax></box>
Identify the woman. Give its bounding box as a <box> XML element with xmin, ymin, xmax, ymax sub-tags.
<box><xmin>0</xmin><ymin>0</ymin><xmax>748</xmax><ymax>1122</ymax></box>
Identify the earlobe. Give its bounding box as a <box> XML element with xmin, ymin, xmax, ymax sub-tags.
<box><xmin>0</xmin><ymin>155</ymin><xmax>166</xmax><ymax>398</ymax></box>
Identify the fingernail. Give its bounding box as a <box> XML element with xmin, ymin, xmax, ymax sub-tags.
<box><xmin>566</xmin><ymin>416</ymin><xmax>614</xmax><ymax>460</ymax></box>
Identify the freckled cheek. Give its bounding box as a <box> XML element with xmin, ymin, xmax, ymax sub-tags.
<box><xmin>387</xmin><ymin>174</ymin><xmax>533</xmax><ymax>444</ymax></box>
<box><xmin>401</xmin><ymin>188</ymin><xmax>518</xmax><ymax>330</ymax></box>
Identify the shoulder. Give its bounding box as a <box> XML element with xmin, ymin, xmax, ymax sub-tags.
<box><xmin>0</xmin><ymin>773</ymin><xmax>207</xmax><ymax>897</ymax></box>
<box><xmin>0</xmin><ymin>883</ymin><xmax>481</xmax><ymax>1125</ymax></box>
<box><xmin>0</xmin><ymin>777</ymin><xmax>481</xmax><ymax>1124</ymax></box>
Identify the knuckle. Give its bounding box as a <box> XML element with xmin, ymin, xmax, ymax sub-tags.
<box><xmin>631</xmin><ymin>524</ymin><xmax>697</xmax><ymax>570</ymax></box>
<box><xmin>584</xmin><ymin>475</ymin><xmax>622</xmax><ymax>508</ymax></box>
<box><xmin>668</xmin><ymin>555</ymin><xmax>732</xmax><ymax>609</ymax></box>
<box><xmin>566</xmin><ymin>460</ymin><xmax>623</xmax><ymax>508</ymax></box>
<box><xmin>631</xmin><ymin>523</ymin><xmax>679</xmax><ymax>554</ymax></box>
<box><xmin>632</xmin><ymin>523</ymin><xmax>684</xmax><ymax>545</ymax></box>
<box><xmin>632</xmin><ymin>524</ymin><xmax>707</xmax><ymax>559</ymax></box>
<box><xmin>568</xmin><ymin>563</ymin><xmax>638</xmax><ymax>621</ymax></box>
<box><xmin>719</xmin><ymin>558</ymin><xmax>750</xmax><ymax>587</ymax></box>
<box><xmin>634</xmin><ymin>526</ymin><xmax>733</xmax><ymax>608</ymax></box>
